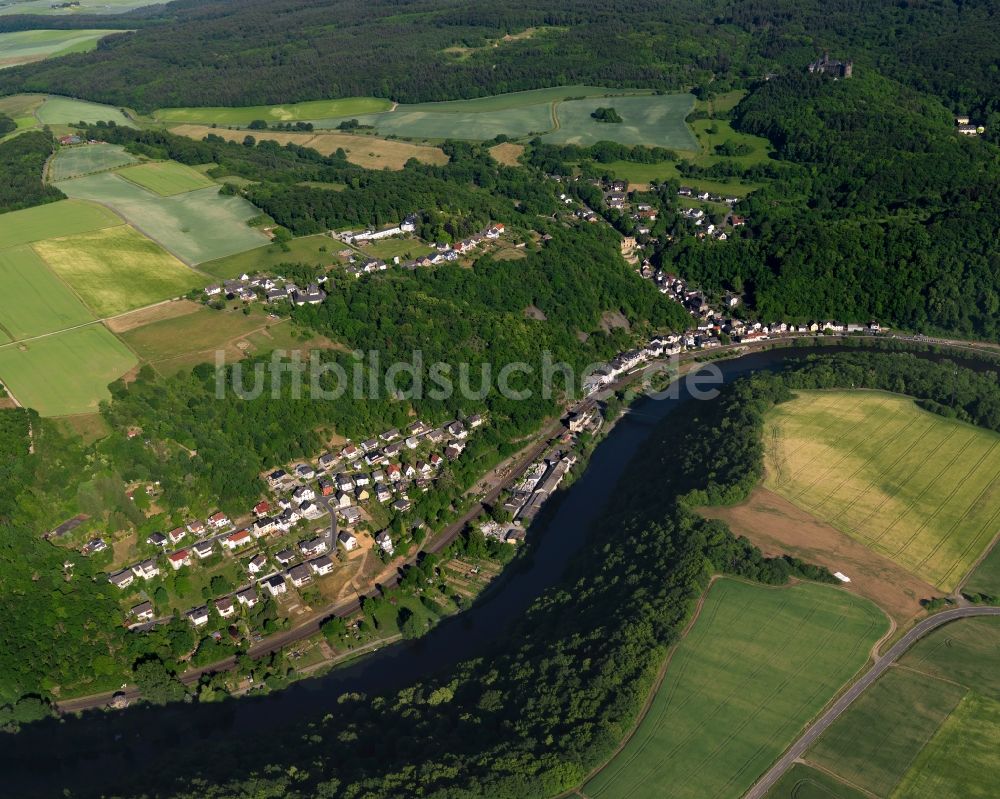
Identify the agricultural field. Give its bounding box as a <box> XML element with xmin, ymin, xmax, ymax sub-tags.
<box><xmin>0</xmin><ymin>324</ymin><xmax>136</xmax><ymax>415</ymax></box>
<box><xmin>34</xmin><ymin>95</ymin><xmax>133</xmax><ymax>127</ymax></box>
<box><xmin>118</xmin><ymin>305</ymin><xmax>293</xmax><ymax>374</ymax></box>
<box><xmin>582</xmin><ymin>579</ymin><xmax>887</xmax><ymax>799</ymax></box>
<box><xmin>48</xmin><ymin>142</ymin><xmax>137</xmax><ymax>181</ymax></box>
<box><xmin>31</xmin><ymin>225</ymin><xmax>205</xmax><ymax>316</ymax></box>
<box><xmin>546</xmin><ymin>94</ymin><xmax>698</xmax><ymax>149</ymax></box>
<box><xmin>0</xmin><ymin>245</ymin><xmax>94</xmax><ymax>339</ymax></box>
<box><xmin>794</xmin><ymin>617</ymin><xmax>1000</xmax><ymax>799</ymax></box>
<box><xmin>601</xmin><ymin>159</ymin><xmax>760</xmax><ymax>195</ymax></box>
<box><xmin>488</xmin><ymin>142</ymin><xmax>524</xmax><ymax>166</ymax></box>
<box><xmin>168</xmin><ymin>124</ymin><xmax>449</xmax><ymax>170</ymax></box>
<box><xmin>0</xmin><ymin>29</ymin><xmax>123</xmax><ymax>69</ymax></box>
<box><xmin>153</xmin><ymin>97</ymin><xmax>392</xmax><ymax>125</ymax></box>
<box><xmin>764</xmin><ymin>764</ymin><xmax>869</xmax><ymax>799</ymax></box>
<box><xmin>764</xmin><ymin>390</ymin><xmax>1000</xmax><ymax>591</ymax></box>
<box><xmin>964</xmin><ymin>541</ymin><xmax>1000</xmax><ymax>597</ymax></box>
<box><xmin>0</xmin><ymin>198</ymin><xmax>121</xmax><ymax>249</ymax></box>
<box><xmin>200</xmin><ymin>233</ymin><xmax>338</xmax><ymax>279</ymax></box>
<box><xmin>0</xmin><ymin>0</ymin><xmax>158</xmax><ymax>14</ymax></box>
<box><xmin>116</xmin><ymin>160</ymin><xmax>216</xmax><ymax>195</ymax></box>
<box><xmin>54</xmin><ymin>171</ymin><xmax>270</xmax><ymax>264</ymax></box>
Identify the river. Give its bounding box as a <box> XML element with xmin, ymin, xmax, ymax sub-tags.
<box><xmin>4</xmin><ymin>343</ymin><xmax>993</xmax><ymax>795</ymax></box>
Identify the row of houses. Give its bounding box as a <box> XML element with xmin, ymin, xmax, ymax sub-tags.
<box><xmin>204</xmin><ymin>273</ymin><xmax>327</xmax><ymax>307</ymax></box>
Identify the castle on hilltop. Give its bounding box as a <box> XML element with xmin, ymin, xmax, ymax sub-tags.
<box><xmin>808</xmin><ymin>52</ymin><xmax>853</xmax><ymax>79</ymax></box>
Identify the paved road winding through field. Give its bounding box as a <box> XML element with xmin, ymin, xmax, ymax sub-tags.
<box><xmin>743</xmin><ymin>605</ymin><xmax>1000</xmax><ymax>799</ymax></box>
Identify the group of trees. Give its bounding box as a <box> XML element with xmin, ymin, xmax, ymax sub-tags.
<box><xmin>0</xmin><ymin>129</ymin><xmax>64</xmax><ymax>213</ymax></box>
<box><xmin>661</xmin><ymin>69</ymin><xmax>1000</xmax><ymax>339</ymax></box>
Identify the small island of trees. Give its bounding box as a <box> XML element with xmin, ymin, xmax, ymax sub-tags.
<box><xmin>590</xmin><ymin>106</ymin><xmax>623</xmax><ymax>123</ymax></box>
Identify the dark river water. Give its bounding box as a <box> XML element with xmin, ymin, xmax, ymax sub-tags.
<box><xmin>5</xmin><ymin>343</ymin><xmax>993</xmax><ymax>795</ymax></box>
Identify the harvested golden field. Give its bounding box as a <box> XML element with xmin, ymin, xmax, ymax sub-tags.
<box><xmin>169</xmin><ymin>124</ymin><xmax>449</xmax><ymax>169</ymax></box>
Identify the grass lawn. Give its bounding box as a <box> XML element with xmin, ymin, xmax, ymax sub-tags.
<box><xmin>119</xmin><ymin>306</ymin><xmax>287</xmax><ymax>372</ymax></box>
<box><xmin>600</xmin><ymin>159</ymin><xmax>760</xmax><ymax>195</ymax></box>
<box><xmin>0</xmin><ymin>245</ymin><xmax>94</xmax><ymax>339</ymax></box>
<box><xmin>115</xmin><ymin>160</ymin><xmax>218</xmax><ymax>195</ymax></box>
<box><xmin>0</xmin><ymin>324</ymin><xmax>137</xmax><ymax>415</ymax></box>
<box><xmin>764</xmin><ymin>763</ymin><xmax>869</xmax><ymax>799</ymax></box>
<box><xmin>32</xmin><ymin>225</ymin><xmax>206</xmax><ymax>316</ymax></box>
<box><xmin>153</xmin><ymin>97</ymin><xmax>393</xmax><ymax>125</ymax></box>
<box><xmin>0</xmin><ymin>199</ymin><xmax>121</xmax><ymax>249</ymax></box>
<box><xmin>34</xmin><ymin>95</ymin><xmax>133</xmax><ymax>127</ymax></box>
<box><xmin>0</xmin><ymin>29</ymin><xmax>123</xmax><ymax>68</ymax></box>
<box><xmin>764</xmin><ymin>390</ymin><xmax>1000</xmax><ymax>591</ymax></box>
<box><xmin>806</xmin><ymin>668</ymin><xmax>966</xmax><ymax>797</ymax></box>
<box><xmin>48</xmin><ymin>143</ymin><xmax>137</xmax><ymax>181</ymax></box>
<box><xmin>583</xmin><ymin>579</ymin><xmax>887</xmax><ymax>799</ymax></box>
<box><xmin>200</xmin><ymin>234</ymin><xmax>337</xmax><ymax>279</ymax></box>
<box><xmin>54</xmin><ymin>172</ymin><xmax>270</xmax><ymax>264</ymax></box>
<box><xmin>353</xmin><ymin>236</ymin><xmax>432</xmax><ymax>261</ymax></box>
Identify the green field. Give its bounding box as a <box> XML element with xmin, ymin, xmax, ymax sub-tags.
<box><xmin>32</xmin><ymin>225</ymin><xmax>205</xmax><ymax>316</ymax></box>
<box><xmin>48</xmin><ymin>142</ymin><xmax>137</xmax><ymax>181</ymax></box>
<box><xmin>153</xmin><ymin>97</ymin><xmax>393</xmax><ymax>125</ymax></box>
<box><xmin>0</xmin><ymin>324</ymin><xmax>136</xmax><ymax>415</ymax></box>
<box><xmin>305</xmin><ymin>86</ymin><xmax>697</xmax><ymax>148</ymax></box>
<box><xmin>546</xmin><ymin>94</ymin><xmax>697</xmax><ymax>148</ymax></box>
<box><xmin>119</xmin><ymin>306</ymin><xmax>285</xmax><ymax>371</ymax></box>
<box><xmin>116</xmin><ymin>160</ymin><xmax>218</xmax><ymax>195</ymax></box>
<box><xmin>765</xmin><ymin>764</ymin><xmax>868</xmax><ymax>799</ymax></box>
<box><xmin>583</xmin><ymin>579</ymin><xmax>887</xmax><ymax>799</ymax></box>
<box><xmin>54</xmin><ymin>172</ymin><xmax>270</xmax><ymax>264</ymax></box>
<box><xmin>0</xmin><ymin>245</ymin><xmax>94</xmax><ymax>339</ymax></box>
<box><xmin>765</xmin><ymin>390</ymin><xmax>1000</xmax><ymax>591</ymax></box>
<box><xmin>0</xmin><ymin>0</ymin><xmax>159</xmax><ymax>15</ymax></box>
<box><xmin>34</xmin><ymin>95</ymin><xmax>133</xmax><ymax>127</ymax></box>
<box><xmin>601</xmin><ymin>159</ymin><xmax>760</xmax><ymax>195</ymax></box>
<box><xmin>0</xmin><ymin>29</ymin><xmax>123</xmax><ymax>68</ymax></box>
<box><xmin>965</xmin><ymin>541</ymin><xmax>1000</xmax><ymax>597</ymax></box>
<box><xmin>0</xmin><ymin>199</ymin><xmax>121</xmax><ymax>249</ymax></box>
<box><xmin>354</xmin><ymin>236</ymin><xmax>432</xmax><ymax>261</ymax></box>
<box><xmin>689</xmin><ymin>118</ymin><xmax>772</xmax><ymax>166</ymax></box>
<box><xmin>199</xmin><ymin>233</ymin><xmax>335</xmax><ymax>278</ymax></box>
<box><xmin>796</xmin><ymin>617</ymin><xmax>1000</xmax><ymax>799</ymax></box>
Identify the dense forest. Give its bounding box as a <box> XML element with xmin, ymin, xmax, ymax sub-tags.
<box><xmin>7</xmin><ymin>348</ymin><xmax>1000</xmax><ymax>797</ymax></box>
<box><xmin>0</xmin><ymin>129</ymin><xmax>64</xmax><ymax>213</ymax></box>
<box><xmin>660</xmin><ymin>69</ymin><xmax>1000</xmax><ymax>338</ymax></box>
<box><xmin>1</xmin><ymin>0</ymin><xmax>998</xmax><ymax>119</ymax></box>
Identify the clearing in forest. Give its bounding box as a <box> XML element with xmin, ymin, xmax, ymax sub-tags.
<box><xmin>583</xmin><ymin>578</ymin><xmax>886</xmax><ymax>799</ymax></box>
<box><xmin>764</xmin><ymin>389</ymin><xmax>1000</xmax><ymax>591</ymax></box>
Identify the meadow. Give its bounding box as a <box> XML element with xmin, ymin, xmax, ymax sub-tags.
<box><xmin>116</xmin><ymin>160</ymin><xmax>216</xmax><ymax>195</ymax></box>
<box><xmin>119</xmin><ymin>305</ymin><xmax>290</xmax><ymax>374</ymax></box>
<box><xmin>797</xmin><ymin>617</ymin><xmax>1000</xmax><ymax>799</ymax></box>
<box><xmin>600</xmin><ymin>159</ymin><xmax>760</xmax><ymax>195</ymax></box>
<box><xmin>55</xmin><ymin>172</ymin><xmax>270</xmax><ymax>264</ymax></box>
<box><xmin>48</xmin><ymin>142</ymin><xmax>137</xmax><ymax>181</ymax></box>
<box><xmin>546</xmin><ymin>94</ymin><xmax>698</xmax><ymax>149</ymax></box>
<box><xmin>34</xmin><ymin>95</ymin><xmax>133</xmax><ymax>127</ymax></box>
<box><xmin>764</xmin><ymin>390</ymin><xmax>1000</xmax><ymax>591</ymax></box>
<box><xmin>582</xmin><ymin>579</ymin><xmax>886</xmax><ymax>799</ymax></box>
<box><xmin>0</xmin><ymin>244</ymin><xmax>94</xmax><ymax>339</ymax></box>
<box><xmin>0</xmin><ymin>29</ymin><xmax>123</xmax><ymax>69</ymax></box>
<box><xmin>168</xmin><ymin>124</ymin><xmax>449</xmax><ymax>170</ymax></box>
<box><xmin>0</xmin><ymin>324</ymin><xmax>136</xmax><ymax>415</ymax></box>
<box><xmin>0</xmin><ymin>198</ymin><xmax>121</xmax><ymax>249</ymax></box>
<box><xmin>153</xmin><ymin>97</ymin><xmax>392</xmax><ymax>125</ymax></box>
<box><xmin>199</xmin><ymin>233</ymin><xmax>336</xmax><ymax>279</ymax></box>
<box><xmin>0</xmin><ymin>0</ymin><xmax>158</xmax><ymax>14</ymax></box>
<box><xmin>31</xmin><ymin>225</ymin><xmax>205</xmax><ymax>316</ymax></box>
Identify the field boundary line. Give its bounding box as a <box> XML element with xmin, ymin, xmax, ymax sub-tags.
<box><xmin>796</xmin><ymin>759</ymin><xmax>881</xmax><ymax>799</ymax></box>
<box><xmin>557</xmin><ymin>574</ymin><xmax>722</xmax><ymax>799</ymax></box>
<box><xmin>891</xmin><ymin>662</ymin><xmax>971</xmax><ymax>692</ymax></box>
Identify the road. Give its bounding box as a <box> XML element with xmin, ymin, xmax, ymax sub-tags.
<box><xmin>743</xmin><ymin>605</ymin><xmax>1000</xmax><ymax>799</ymax></box>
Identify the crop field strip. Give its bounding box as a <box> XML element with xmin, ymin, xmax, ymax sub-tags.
<box><xmin>798</xmin><ymin>617</ymin><xmax>1000</xmax><ymax>799</ymax></box>
<box><xmin>583</xmin><ymin>580</ymin><xmax>886</xmax><ymax>799</ymax></box>
<box><xmin>764</xmin><ymin>391</ymin><xmax>1000</xmax><ymax>590</ymax></box>
<box><xmin>0</xmin><ymin>244</ymin><xmax>94</xmax><ymax>339</ymax></box>
<box><xmin>47</xmin><ymin>143</ymin><xmax>138</xmax><ymax>181</ymax></box>
<box><xmin>114</xmin><ymin>161</ymin><xmax>218</xmax><ymax>195</ymax></box>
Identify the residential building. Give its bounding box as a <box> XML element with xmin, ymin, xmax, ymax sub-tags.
<box><xmin>310</xmin><ymin>555</ymin><xmax>335</xmax><ymax>575</ymax></box>
<box><xmin>215</xmin><ymin>597</ymin><xmax>235</xmax><ymax>618</ymax></box>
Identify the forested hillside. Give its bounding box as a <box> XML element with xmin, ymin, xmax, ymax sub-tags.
<box><xmin>1</xmin><ymin>0</ymin><xmax>998</xmax><ymax>119</ymax></box>
<box><xmin>0</xmin><ymin>130</ymin><xmax>64</xmax><ymax>213</ymax></box>
<box><xmin>663</xmin><ymin>70</ymin><xmax>1000</xmax><ymax>338</ymax></box>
